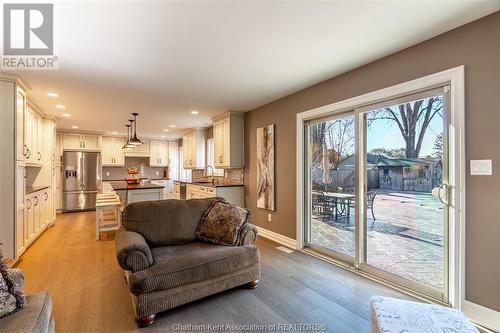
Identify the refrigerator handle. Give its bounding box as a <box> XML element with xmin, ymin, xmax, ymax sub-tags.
<box><xmin>80</xmin><ymin>156</ymin><xmax>85</xmax><ymax>188</ymax></box>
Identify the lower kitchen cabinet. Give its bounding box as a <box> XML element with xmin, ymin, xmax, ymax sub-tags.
<box><xmin>21</xmin><ymin>188</ymin><xmax>52</xmax><ymax>257</ymax></box>
<box><xmin>186</xmin><ymin>184</ymin><xmax>243</xmax><ymax>206</ymax></box>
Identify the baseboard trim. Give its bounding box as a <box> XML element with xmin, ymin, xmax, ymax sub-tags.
<box><xmin>463</xmin><ymin>300</ymin><xmax>500</xmax><ymax>332</ymax></box>
<box><xmin>255</xmin><ymin>226</ymin><xmax>296</xmax><ymax>249</ymax></box>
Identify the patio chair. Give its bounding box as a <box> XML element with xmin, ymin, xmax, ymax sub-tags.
<box><xmin>348</xmin><ymin>191</ymin><xmax>377</xmax><ymax>223</ymax></box>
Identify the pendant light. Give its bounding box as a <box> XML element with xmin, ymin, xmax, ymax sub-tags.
<box><xmin>129</xmin><ymin>112</ymin><xmax>143</xmax><ymax>146</ymax></box>
<box><xmin>122</xmin><ymin>124</ymin><xmax>133</xmax><ymax>149</ymax></box>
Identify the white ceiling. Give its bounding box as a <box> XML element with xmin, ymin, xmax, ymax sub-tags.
<box><xmin>9</xmin><ymin>1</ymin><xmax>500</xmax><ymax>139</ymax></box>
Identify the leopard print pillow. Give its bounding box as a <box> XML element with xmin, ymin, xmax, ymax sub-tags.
<box><xmin>195</xmin><ymin>201</ymin><xmax>251</xmax><ymax>246</ymax></box>
<box><xmin>0</xmin><ymin>251</ymin><xmax>26</xmax><ymax>319</ymax></box>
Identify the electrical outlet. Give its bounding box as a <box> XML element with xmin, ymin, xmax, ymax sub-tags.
<box><xmin>267</xmin><ymin>214</ymin><xmax>272</xmax><ymax>222</ymax></box>
<box><xmin>106</xmin><ymin>171</ymin><xmax>110</xmax><ymax>177</ymax></box>
<box><xmin>156</xmin><ymin>171</ymin><xmax>160</xmax><ymax>176</ymax></box>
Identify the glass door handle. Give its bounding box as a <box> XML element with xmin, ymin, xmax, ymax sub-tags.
<box><xmin>438</xmin><ymin>183</ymin><xmax>449</xmax><ymax>205</ymax></box>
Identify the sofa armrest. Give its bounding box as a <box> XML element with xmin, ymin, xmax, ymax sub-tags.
<box><xmin>7</xmin><ymin>268</ymin><xmax>24</xmax><ymax>292</ymax></box>
<box><xmin>238</xmin><ymin>223</ymin><xmax>258</xmax><ymax>246</ymax></box>
<box><xmin>115</xmin><ymin>229</ymin><xmax>153</xmax><ymax>272</ymax></box>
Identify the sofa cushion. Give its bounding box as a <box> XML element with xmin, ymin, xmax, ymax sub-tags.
<box><xmin>0</xmin><ymin>291</ymin><xmax>53</xmax><ymax>333</ymax></box>
<box><xmin>122</xmin><ymin>198</ymin><xmax>223</xmax><ymax>247</ymax></box>
<box><xmin>128</xmin><ymin>242</ymin><xmax>259</xmax><ymax>295</ymax></box>
<box><xmin>195</xmin><ymin>201</ymin><xmax>251</xmax><ymax>246</ymax></box>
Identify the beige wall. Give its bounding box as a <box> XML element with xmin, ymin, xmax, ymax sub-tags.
<box><xmin>244</xmin><ymin>12</ymin><xmax>500</xmax><ymax>310</ymax></box>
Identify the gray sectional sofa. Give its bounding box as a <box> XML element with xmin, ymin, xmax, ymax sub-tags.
<box><xmin>115</xmin><ymin>198</ymin><xmax>260</xmax><ymax>327</ymax></box>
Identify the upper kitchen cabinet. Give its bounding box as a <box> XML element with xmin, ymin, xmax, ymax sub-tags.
<box><xmin>25</xmin><ymin>105</ymin><xmax>46</xmax><ymax>166</ymax></box>
<box><xmin>101</xmin><ymin>136</ymin><xmax>126</xmax><ymax>166</ymax></box>
<box><xmin>183</xmin><ymin>128</ymin><xmax>206</xmax><ymax>169</ymax></box>
<box><xmin>149</xmin><ymin>140</ymin><xmax>169</xmax><ymax>167</ymax></box>
<box><xmin>168</xmin><ymin>141</ymin><xmax>179</xmax><ymax>180</ymax></box>
<box><xmin>124</xmin><ymin>139</ymin><xmax>150</xmax><ymax>157</ymax></box>
<box><xmin>16</xmin><ymin>86</ymin><xmax>26</xmax><ymax>162</ymax></box>
<box><xmin>62</xmin><ymin>133</ymin><xmax>100</xmax><ymax>150</ymax></box>
<box><xmin>213</xmin><ymin>112</ymin><xmax>244</xmax><ymax>168</ymax></box>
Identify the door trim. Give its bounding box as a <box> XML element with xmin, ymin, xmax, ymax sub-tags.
<box><xmin>296</xmin><ymin>66</ymin><xmax>465</xmax><ymax>309</ymax></box>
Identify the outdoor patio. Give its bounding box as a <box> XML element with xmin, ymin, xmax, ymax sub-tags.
<box><xmin>311</xmin><ymin>189</ymin><xmax>444</xmax><ymax>291</ymax></box>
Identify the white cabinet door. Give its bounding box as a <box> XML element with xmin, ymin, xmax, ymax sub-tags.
<box><xmin>114</xmin><ymin>137</ymin><xmax>126</xmax><ymax>165</ymax></box>
<box><xmin>159</xmin><ymin>141</ymin><xmax>169</xmax><ymax>166</ymax></box>
<box><xmin>63</xmin><ymin>133</ymin><xmax>82</xmax><ymax>149</ymax></box>
<box><xmin>33</xmin><ymin>193</ymin><xmax>41</xmax><ymax>233</ymax></box>
<box><xmin>213</xmin><ymin>121</ymin><xmax>224</xmax><ymax>167</ymax></box>
<box><xmin>81</xmin><ymin>134</ymin><xmax>100</xmax><ymax>150</ymax></box>
<box><xmin>101</xmin><ymin>136</ymin><xmax>115</xmax><ymax>165</ymax></box>
<box><xmin>222</xmin><ymin>118</ymin><xmax>231</xmax><ymax>166</ymax></box>
<box><xmin>168</xmin><ymin>141</ymin><xmax>179</xmax><ymax>180</ymax></box>
<box><xmin>36</xmin><ymin>117</ymin><xmax>44</xmax><ymax>163</ymax></box>
<box><xmin>26</xmin><ymin>194</ymin><xmax>35</xmax><ymax>242</ymax></box>
<box><xmin>16</xmin><ymin>87</ymin><xmax>26</xmax><ymax>161</ymax></box>
<box><xmin>15</xmin><ymin>162</ymin><xmax>26</xmax><ymax>257</ymax></box>
<box><xmin>149</xmin><ymin>140</ymin><xmax>160</xmax><ymax>166</ymax></box>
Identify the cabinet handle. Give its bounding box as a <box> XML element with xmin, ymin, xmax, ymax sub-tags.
<box><xmin>27</xmin><ymin>199</ymin><xmax>31</xmax><ymax>209</ymax></box>
<box><xmin>44</xmin><ymin>193</ymin><xmax>48</xmax><ymax>201</ymax></box>
<box><xmin>37</xmin><ymin>152</ymin><xmax>41</xmax><ymax>160</ymax></box>
<box><xmin>219</xmin><ymin>156</ymin><xmax>223</xmax><ymax>163</ymax></box>
<box><xmin>24</xmin><ymin>145</ymin><xmax>28</xmax><ymax>156</ymax></box>
<box><xmin>34</xmin><ymin>196</ymin><xmax>39</xmax><ymax>206</ymax></box>
<box><xmin>24</xmin><ymin>168</ymin><xmax>27</xmax><ymax>179</ymax></box>
<box><xmin>26</xmin><ymin>148</ymin><xmax>31</xmax><ymax>159</ymax></box>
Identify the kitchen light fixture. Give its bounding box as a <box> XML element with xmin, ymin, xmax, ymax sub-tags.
<box><xmin>161</xmin><ymin>135</ymin><xmax>166</xmax><ymax>138</ymax></box>
<box><xmin>62</xmin><ymin>113</ymin><xmax>71</xmax><ymax>118</ymax></box>
<box><xmin>71</xmin><ymin>125</ymin><xmax>79</xmax><ymax>129</ymax></box>
<box><xmin>46</xmin><ymin>92</ymin><xmax>58</xmax><ymax>98</ymax></box>
<box><xmin>56</xmin><ymin>104</ymin><xmax>66</xmax><ymax>109</ymax></box>
<box><xmin>111</xmin><ymin>131</ymin><xmax>118</xmax><ymax>135</ymax></box>
<box><xmin>122</xmin><ymin>120</ymin><xmax>135</xmax><ymax>149</ymax></box>
<box><xmin>128</xmin><ymin>113</ymin><xmax>143</xmax><ymax>146</ymax></box>
<box><xmin>163</xmin><ymin>129</ymin><xmax>170</xmax><ymax>132</ymax></box>
<box><xmin>169</xmin><ymin>125</ymin><xmax>176</xmax><ymax>128</ymax></box>
<box><xmin>190</xmin><ymin>110</ymin><xmax>199</xmax><ymax>115</ymax></box>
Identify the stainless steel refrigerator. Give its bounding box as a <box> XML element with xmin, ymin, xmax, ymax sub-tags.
<box><xmin>63</xmin><ymin>151</ymin><xmax>101</xmax><ymax>212</ymax></box>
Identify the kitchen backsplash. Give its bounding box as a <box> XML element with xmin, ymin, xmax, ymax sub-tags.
<box><xmin>192</xmin><ymin>168</ymin><xmax>243</xmax><ymax>185</ymax></box>
<box><xmin>102</xmin><ymin>157</ymin><xmax>168</xmax><ymax>180</ymax></box>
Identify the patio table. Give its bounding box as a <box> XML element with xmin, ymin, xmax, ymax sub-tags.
<box><xmin>313</xmin><ymin>191</ymin><xmax>354</xmax><ymax>221</ymax></box>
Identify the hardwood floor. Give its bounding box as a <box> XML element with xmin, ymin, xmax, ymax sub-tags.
<box><xmin>16</xmin><ymin>211</ymin><xmax>414</xmax><ymax>332</ymax></box>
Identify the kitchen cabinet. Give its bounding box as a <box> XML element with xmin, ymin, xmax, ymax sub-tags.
<box><xmin>151</xmin><ymin>179</ymin><xmax>175</xmax><ymax>199</ymax></box>
<box><xmin>24</xmin><ymin>188</ymin><xmax>51</xmax><ymax>253</ymax></box>
<box><xmin>25</xmin><ymin>106</ymin><xmax>43</xmax><ymax>166</ymax></box>
<box><xmin>168</xmin><ymin>141</ymin><xmax>179</xmax><ymax>180</ymax></box>
<box><xmin>125</xmin><ymin>139</ymin><xmax>150</xmax><ymax>157</ymax></box>
<box><xmin>174</xmin><ymin>182</ymin><xmax>181</xmax><ymax>199</ymax></box>
<box><xmin>213</xmin><ymin>112</ymin><xmax>244</xmax><ymax>168</ymax></box>
<box><xmin>62</xmin><ymin>133</ymin><xmax>100</xmax><ymax>150</ymax></box>
<box><xmin>149</xmin><ymin>140</ymin><xmax>169</xmax><ymax>167</ymax></box>
<box><xmin>182</xmin><ymin>129</ymin><xmax>206</xmax><ymax>169</ymax></box>
<box><xmin>16</xmin><ymin>87</ymin><xmax>26</xmax><ymax>162</ymax></box>
<box><xmin>15</xmin><ymin>162</ymin><xmax>26</xmax><ymax>257</ymax></box>
<box><xmin>186</xmin><ymin>183</ymin><xmax>244</xmax><ymax>206</ymax></box>
<box><xmin>101</xmin><ymin>136</ymin><xmax>126</xmax><ymax>166</ymax></box>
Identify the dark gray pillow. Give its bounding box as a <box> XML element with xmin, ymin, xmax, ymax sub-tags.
<box><xmin>195</xmin><ymin>201</ymin><xmax>251</xmax><ymax>246</ymax></box>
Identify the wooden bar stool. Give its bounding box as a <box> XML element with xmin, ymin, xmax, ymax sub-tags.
<box><xmin>95</xmin><ymin>195</ymin><xmax>121</xmax><ymax>240</ymax></box>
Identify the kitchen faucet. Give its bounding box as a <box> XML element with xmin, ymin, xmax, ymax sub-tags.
<box><xmin>205</xmin><ymin>165</ymin><xmax>215</xmax><ymax>184</ymax></box>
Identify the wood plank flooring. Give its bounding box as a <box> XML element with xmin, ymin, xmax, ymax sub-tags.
<box><xmin>16</xmin><ymin>211</ymin><xmax>414</xmax><ymax>332</ymax></box>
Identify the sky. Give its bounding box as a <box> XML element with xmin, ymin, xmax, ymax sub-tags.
<box><xmin>366</xmin><ymin>112</ymin><xmax>443</xmax><ymax>157</ymax></box>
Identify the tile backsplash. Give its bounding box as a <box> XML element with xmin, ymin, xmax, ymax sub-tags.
<box><xmin>102</xmin><ymin>157</ymin><xmax>168</xmax><ymax>180</ymax></box>
<box><xmin>192</xmin><ymin>168</ymin><xmax>243</xmax><ymax>185</ymax></box>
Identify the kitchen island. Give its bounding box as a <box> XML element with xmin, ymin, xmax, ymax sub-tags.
<box><xmin>107</xmin><ymin>181</ymin><xmax>164</xmax><ymax>206</ymax></box>
<box><xmin>174</xmin><ymin>181</ymin><xmax>244</xmax><ymax>206</ymax></box>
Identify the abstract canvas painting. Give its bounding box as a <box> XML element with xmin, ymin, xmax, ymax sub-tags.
<box><xmin>257</xmin><ymin>124</ymin><xmax>275</xmax><ymax>211</ymax></box>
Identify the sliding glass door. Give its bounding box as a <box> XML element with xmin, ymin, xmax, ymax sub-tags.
<box><xmin>305</xmin><ymin>87</ymin><xmax>450</xmax><ymax>302</ymax></box>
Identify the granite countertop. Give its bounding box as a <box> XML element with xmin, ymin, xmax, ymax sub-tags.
<box><xmin>109</xmin><ymin>181</ymin><xmax>164</xmax><ymax>191</ymax></box>
<box><xmin>173</xmin><ymin>180</ymin><xmax>244</xmax><ymax>188</ymax></box>
<box><xmin>26</xmin><ymin>186</ymin><xmax>50</xmax><ymax>194</ymax></box>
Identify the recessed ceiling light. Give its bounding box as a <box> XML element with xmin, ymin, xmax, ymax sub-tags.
<box><xmin>191</xmin><ymin>110</ymin><xmax>199</xmax><ymax>115</ymax></box>
<box><xmin>56</xmin><ymin>104</ymin><xmax>66</xmax><ymax>109</ymax></box>
<box><xmin>163</xmin><ymin>129</ymin><xmax>170</xmax><ymax>132</ymax></box>
<box><xmin>62</xmin><ymin>113</ymin><xmax>71</xmax><ymax>118</ymax></box>
<box><xmin>46</xmin><ymin>92</ymin><xmax>58</xmax><ymax>98</ymax></box>
<box><xmin>169</xmin><ymin>125</ymin><xmax>176</xmax><ymax>128</ymax></box>
<box><xmin>161</xmin><ymin>135</ymin><xmax>166</xmax><ymax>138</ymax></box>
<box><xmin>71</xmin><ymin>125</ymin><xmax>79</xmax><ymax>129</ymax></box>
<box><xmin>111</xmin><ymin>131</ymin><xmax>118</xmax><ymax>135</ymax></box>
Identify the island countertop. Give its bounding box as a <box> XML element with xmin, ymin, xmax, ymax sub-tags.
<box><xmin>173</xmin><ymin>180</ymin><xmax>244</xmax><ymax>188</ymax></box>
<box><xmin>108</xmin><ymin>181</ymin><xmax>164</xmax><ymax>191</ymax></box>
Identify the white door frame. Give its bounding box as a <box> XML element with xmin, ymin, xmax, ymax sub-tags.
<box><xmin>296</xmin><ymin>66</ymin><xmax>465</xmax><ymax>309</ymax></box>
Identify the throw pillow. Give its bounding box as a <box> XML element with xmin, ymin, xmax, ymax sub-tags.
<box><xmin>0</xmin><ymin>250</ymin><xmax>26</xmax><ymax>319</ymax></box>
<box><xmin>195</xmin><ymin>201</ymin><xmax>251</xmax><ymax>246</ymax></box>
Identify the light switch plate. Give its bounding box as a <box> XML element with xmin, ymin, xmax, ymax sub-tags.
<box><xmin>470</xmin><ymin>159</ymin><xmax>492</xmax><ymax>175</ymax></box>
<box><xmin>267</xmin><ymin>214</ymin><xmax>272</xmax><ymax>222</ymax></box>
<box><xmin>106</xmin><ymin>171</ymin><xmax>110</xmax><ymax>177</ymax></box>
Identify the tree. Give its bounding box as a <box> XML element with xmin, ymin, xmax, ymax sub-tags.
<box><xmin>310</xmin><ymin>117</ymin><xmax>354</xmax><ymax>168</ymax></box>
<box><xmin>369</xmin><ymin>147</ymin><xmax>406</xmax><ymax>159</ymax></box>
<box><xmin>433</xmin><ymin>132</ymin><xmax>443</xmax><ymax>159</ymax></box>
<box><xmin>368</xmin><ymin>97</ymin><xmax>443</xmax><ymax>158</ymax></box>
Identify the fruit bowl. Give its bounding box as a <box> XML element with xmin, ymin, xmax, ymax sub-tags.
<box><xmin>126</xmin><ymin>178</ymin><xmax>140</xmax><ymax>184</ymax></box>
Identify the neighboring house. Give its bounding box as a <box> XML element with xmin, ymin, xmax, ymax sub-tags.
<box><xmin>312</xmin><ymin>153</ymin><xmax>442</xmax><ymax>193</ymax></box>
<box><xmin>376</xmin><ymin>156</ymin><xmax>442</xmax><ymax>192</ymax></box>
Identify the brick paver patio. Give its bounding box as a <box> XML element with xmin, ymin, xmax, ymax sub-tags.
<box><xmin>311</xmin><ymin>190</ymin><xmax>444</xmax><ymax>291</ymax></box>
